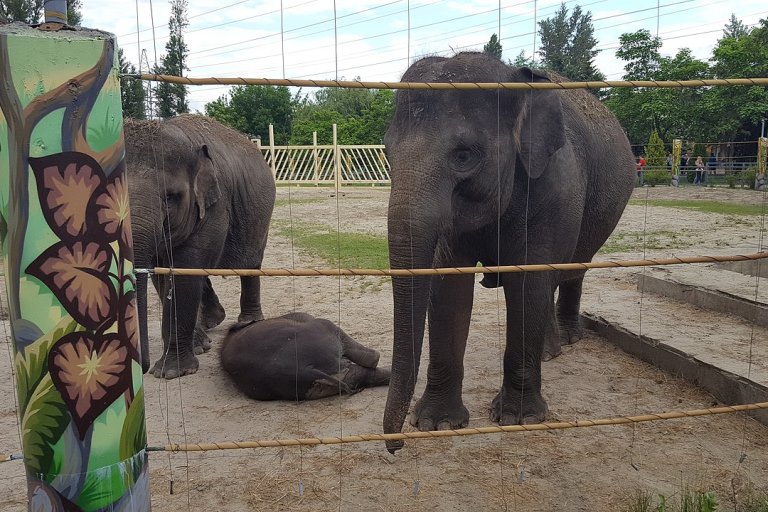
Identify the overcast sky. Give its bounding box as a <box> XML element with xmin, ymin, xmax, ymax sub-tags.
<box><xmin>81</xmin><ymin>0</ymin><xmax>768</xmax><ymax>112</ymax></box>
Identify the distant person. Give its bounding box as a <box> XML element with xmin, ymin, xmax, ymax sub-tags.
<box><xmin>694</xmin><ymin>155</ymin><xmax>705</xmax><ymax>185</ymax></box>
<box><xmin>680</xmin><ymin>151</ymin><xmax>690</xmax><ymax>174</ymax></box>
<box><xmin>636</xmin><ymin>154</ymin><xmax>646</xmax><ymax>185</ymax></box>
<box><xmin>706</xmin><ymin>153</ymin><xmax>716</xmax><ymax>184</ymax></box>
<box><xmin>666</xmin><ymin>152</ymin><xmax>673</xmax><ymax>170</ymax></box>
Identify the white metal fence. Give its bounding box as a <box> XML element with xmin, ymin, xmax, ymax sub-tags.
<box><xmin>256</xmin><ymin>124</ymin><xmax>390</xmax><ymax>188</ymax></box>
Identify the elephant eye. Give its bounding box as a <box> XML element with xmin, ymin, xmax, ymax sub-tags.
<box><xmin>165</xmin><ymin>191</ymin><xmax>181</xmax><ymax>204</ymax></box>
<box><xmin>450</xmin><ymin>146</ymin><xmax>481</xmax><ymax>172</ymax></box>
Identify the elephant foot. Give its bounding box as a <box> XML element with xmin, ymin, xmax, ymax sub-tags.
<box><xmin>151</xmin><ymin>351</ymin><xmax>199</xmax><ymax>379</ymax></box>
<box><xmin>200</xmin><ymin>303</ymin><xmax>226</xmax><ymax>330</ymax></box>
<box><xmin>409</xmin><ymin>394</ymin><xmax>469</xmax><ymax>431</ymax></box>
<box><xmin>490</xmin><ymin>388</ymin><xmax>548</xmax><ymax>425</ymax></box>
<box><xmin>193</xmin><ymin>326</ymin><xmax>212</xmax><ymax>355</ymax></box>
<box><xmin>542</xmin><ymin>330</ymin><xmax>563</xmax><ymax>361</ymax></box>
<box><xmin>558</xmin><ymin>317</ymin><xmax>583</xmax><ymax>345</ymax></box>
<box><xmin>238</xmin><ymin>311</ymin><xmax>264</xmax><ymax>324</ymax></box>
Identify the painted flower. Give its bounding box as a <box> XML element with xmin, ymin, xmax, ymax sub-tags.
<box><xmin>49</xmin><ymin>332</ymin><xmax>132</xmax><ymax>439</ymax></box>
<box><xmin>28</xmin><ymin>152</ymin><xmax>105</xmax><ymax>242</ymax></box>
<box><xmin>26</xmin><ymin>241</ymin><xmax>117</xmax><ymax>329</ymax></box>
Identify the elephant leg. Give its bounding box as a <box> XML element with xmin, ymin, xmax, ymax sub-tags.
<box><xmin>491</xmin><ymin>272</ymin><xmax>551</xmax><ymax>425</ymax></box>
<box><xmin>238</xmin><ymin>276</ymin><xmax>264</xmax><ymax>323</ymax></box>
<box><xmin>556</xmin><ymin>275</ymin><xmax>584</xmax><ymax>345</ymax></box>
<box><xmin>541</xmin><ymin>296</ymin><xmax>563</xmax><ymax>361</ymax></box>
<box><xmin>151</xmin><ymin>273</ymin><xmax>202</xmax><ymax>379</ymax></box>
<box><xmin>193</xmin><ymin>325</ymin><xmax>212</xmax><ymax>355</ymax></box>
<box><xmin>343</xmin><ymin>363</ymin><xmax>391</xmax><ymax>389</ymax></box>
<box><xmin>199</xmin><ymin>277</ymin><xmax>226</xmax><ymax>330</ymax></box>
<box><xmin>410</xmin><ymin>271</ymin><xmax>475</xmax><ymax>431</ymax></box>
<box><xmin>338</xmin><ymin>329</ymin><xmax>380</xmax><ymax>368</ymax></box>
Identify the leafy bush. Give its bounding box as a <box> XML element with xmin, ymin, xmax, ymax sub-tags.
<box><xmin>644</xmin><ymin>169</ymin><xmax>670</xmax><ymax>186</ymax></box>
<box><xmin>742</xmin><ymin>169</ymin><xmax>757</xmax><ymax>190</ymax></box>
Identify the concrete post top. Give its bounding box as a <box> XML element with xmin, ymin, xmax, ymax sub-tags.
<box><xmin>0</xmin><ymin>21</ymin><xmax>114</xmax><ymax>40</ymax></box>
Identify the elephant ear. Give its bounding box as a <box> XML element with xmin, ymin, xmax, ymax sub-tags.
<box><xmin>516</xmin><ymin>68</ymin><xmax>566</xmax><ymax>179</ymax></box>
<box><xmin>193</xmin><ymin>144</ymin><xmax>221</xmax><ymax>220</ymax></box>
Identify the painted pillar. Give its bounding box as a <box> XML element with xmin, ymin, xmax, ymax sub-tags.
<box><xmin>0</xmin><ymin>24</ymin><xmax>150</xmax><ymax>511</ymax></box>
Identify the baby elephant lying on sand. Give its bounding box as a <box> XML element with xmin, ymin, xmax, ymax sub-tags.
<box><xmin>220</xmin><ymin>313</ymin><xmax>391</xmax><ymax>400</ymax></box>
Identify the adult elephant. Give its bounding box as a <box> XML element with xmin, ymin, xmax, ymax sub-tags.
<box><xmin>125</xmin><ymin>114</ymin><xmax>275</xmax><ymax>379</ymax></box>
<box><xmin>382</xmin><ymin>52</ymin><xmax>635</xmax><ymax>452</ymax></box>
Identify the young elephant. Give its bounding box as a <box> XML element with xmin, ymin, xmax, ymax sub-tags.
<box><xmin>220</xmin><ymin>313</ymin><xmax>391</xmax><ymax>401</ymax></box>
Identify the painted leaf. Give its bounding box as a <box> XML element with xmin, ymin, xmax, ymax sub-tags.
<box><xmin>119</xmin><ymin>387</ymin><xmax>147</xmax><ymax>484</ymax></box>
<box><xmin>49</xmin><ymin>332</ymin><xmax>133</xmax><ymax>439</ymax></box>
<box><xmin>91</xmin><ymin>161</ymin><xmax>134</xmax><ymax>261</ymax></box>
<box><xmin>15</xmin><ymin>315</ymin><xmax>79</xmax><ymax>415</ymax></box>
<box><xmin>119</xmin><ymin>291</ymin><xmax>140</xmax><ymax>362</ymax></box>
<box><xmin>28</xmin><ymin>152</ymin><xmax>106</xmax><ymax>242</ymax></box>
<box><xmin>21</xmin><ymin>375</ymin><xmax>69</xmax><ymax>479</ymax></box>
<box><xmin>26</xmin><ymin>241</ymin><xmax>117</xmax><ymax>329</ymax></box>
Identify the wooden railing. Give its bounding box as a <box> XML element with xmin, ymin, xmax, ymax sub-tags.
<box><xmin>255</xmin><ymin>124</ymin><xmax>390</xmax><ymax>189</ymax></box>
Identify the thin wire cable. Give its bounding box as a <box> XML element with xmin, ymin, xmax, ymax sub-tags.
<box><xmin>494</xmin><ymin>0</ymin><xmax>509</xmax><ymax>510</ymax></box>
<box><xmin>331</xmin><ymin>5</ymin><xmax>343</xmax><ymax>510</ymax></box>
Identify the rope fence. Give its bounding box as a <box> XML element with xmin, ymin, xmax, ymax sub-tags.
<box><xmin>135</xmin><ymin>251</ymin><xmax>768</xmax><ymax>278</ymax></box>
<box><xmin>133</xmin><ymin>73</ymin><xmax>768</xmax><ymax>91</ymax></box>
<box><xmin>148</xmin><ymin>401</ymin><xmax>768</xmax><ymax>452</ymax></box>
<box><xmin>2</xmin><ymin>401</ymin><xmax>765</xmax><ymax>462</ymax></box>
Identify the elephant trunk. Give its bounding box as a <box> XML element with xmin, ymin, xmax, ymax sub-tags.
<box><xmin>129</xmin><ymin>202</ymin><xmax>161</xmax><ymax>374</ymax></box>
<box><xmin>383</xmin><ymin>195</ymin><xmax>440</xmax><ymax>453</ymax></box>
<box><xmin>135</xmin><ymin>271</ymin><xmax>151</xmax><ymax>373</ymax></box>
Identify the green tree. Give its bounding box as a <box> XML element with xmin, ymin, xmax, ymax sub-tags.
<box><xmin>290</xmin><ymin>87</ymin><xmax>394</xmax><ymax>145</ymax></box>
<box><xmin>537</xmin><ymin>2</ymin><xmax>604</xmax><ymax>82</ymax></box>
<box><xmin>615</xmin><ymin>29</ymin><xmax>661</xmax><ymax>80</ymax></box>
<box><xmin>483</xmin><ymin>33</ymin><xmax>503</xmax><ymax>60</ymax></box>
<box><xmin>118</xmin><ymin>48</ymin><xmax>145</xmax><ymax>119</ymax></box>
<box><xmin>155</xmin><ymin>0</ymin><xmax>189</xmax><ymax>118</ymax></box>
<box><xmin>204</xmin><ymin>85</ymin><xmax>293</xmax><ymax>143</ymax></box>
<box><xmin>0</xmin><ymin>0</ymin><xmax>80</xmax><ymax>24</ymax></box>
<box><xmin>644</xmin><ymin>130</ymin><xmax>666</xmax><ymax>169</ymax></box>
<box><xmin>0</xmin><ymin>0</ymin><xmax>43</xmax><ymax>23</ymax></box>
<box><xmin>723</xmin><ymin>13</ymin><xmax>748</xmax><ymax>39</ymax></box>
<box><xmin>67</xmin><ymin>0</ymin><xmax>81</xmax><ymax>25</ymax></box>
<box><xmin>509</xmin><ymin>50</ymin><xmax>535</xmax><ymax>68</ymax></box>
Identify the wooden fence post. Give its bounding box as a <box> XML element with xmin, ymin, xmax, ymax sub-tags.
<box><xmin>268</xmin><ymin>124</ymin><xmax>276</xmax><ymax>179</ymax></box>
<box><xmin>313</xmin><ymin>131</ymin><xmax>319</xmax><ymax>186</ymax></box>
<box><xmin>333</xmin><ymin>124</ymin><xmax>341</xmax><ymax>195</ymax></box>
<box><xmin>0</xmin><ymin>24</ymin><xmax>150</xmax><ymax>510</ymax></box>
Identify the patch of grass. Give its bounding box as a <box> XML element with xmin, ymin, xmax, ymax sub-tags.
<box><xmin>628</xmin><ymin>199</ymin><xmax>766</xmax><ymax>217</ymax></box>
<box><xmin>272</xmin><ymin>198</ymin><xmax>327</xmax><ymax>208</ymax></box>
<box><xmin>599</xmin><ymin>230</ymin><xmax>695</xmax><ymax>254</ymax></box>
<box><xmin>626</xmin><ymin>486</ymin><xmax>768</xmax><ymax>512</ymax></box>
<box><xmin>272</xmin><ymin>220</ymin><xmax>389</xmax><ymax>269</ymax></box>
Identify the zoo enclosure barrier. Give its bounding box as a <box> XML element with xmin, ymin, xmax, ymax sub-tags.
<box><xmin>255</xmin><ymin>124</ymin><xmax>390</xmax><ymax>191</ymax></box>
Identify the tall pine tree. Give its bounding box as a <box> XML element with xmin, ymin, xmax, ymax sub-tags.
<box><xmin>155</xmin><ymin>0</ymin><xmax>189</xmax><ymax>118</ymax></box>
<box><xmin>537</xmin><ymin>3</ymin><xmax>604</xmax><ymax>82</ymax></box>
<box><xmin>483</xmin><ymin>33</ymin><xmax>503</xmax><ymax>60</ymax></box>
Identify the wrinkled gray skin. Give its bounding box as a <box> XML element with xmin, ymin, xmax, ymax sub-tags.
<box><xmin>383</xmin><ymin>52</ymin><xmax>635</xmax><ymax>452</ymax></box>
<box><xmin>220</xmin><ymin>313</ymin><xmax>391</xmax><ymax>400</ymax></box>
<box><xmin>125</xmin><ymin>114</ymin><xmax>276</xmax><ymax>379</ymax></box>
